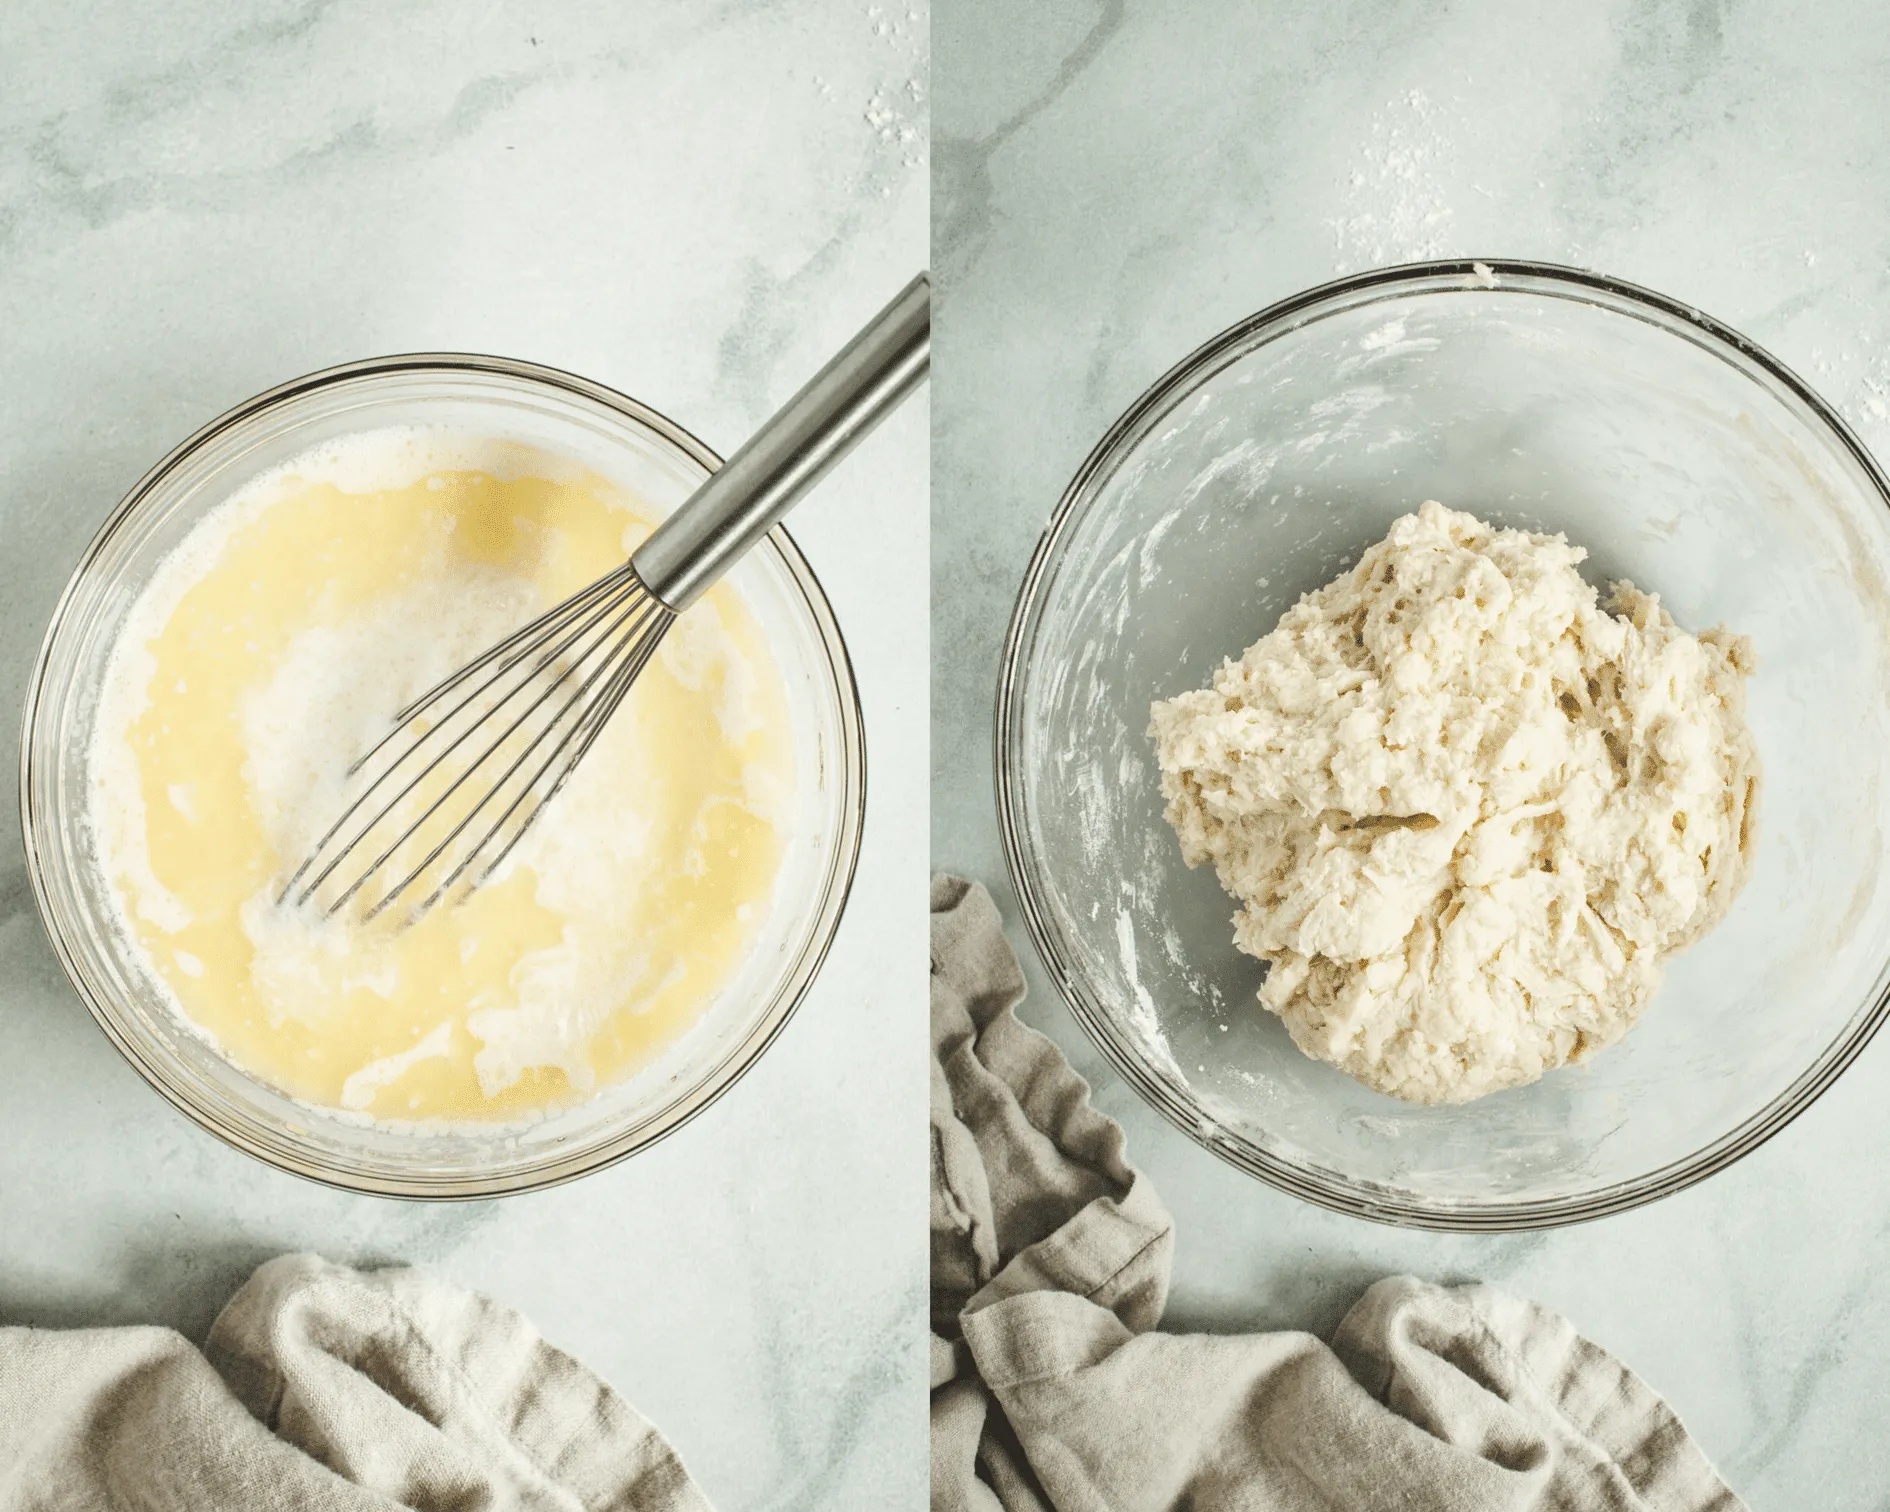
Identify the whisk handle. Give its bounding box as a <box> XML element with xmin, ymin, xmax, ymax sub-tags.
<box><xmin>631</xmin><ymin>272</ymin><xmax>931</xmax><ymax>611</ymax></box>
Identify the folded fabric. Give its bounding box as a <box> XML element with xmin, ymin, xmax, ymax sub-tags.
<box><xmin>929</xmin><ymin>874</ymin><xmax>1744</xmax><ymax>1512</ymax></box>
<box><xmin>0</xmin><ymin>1253</ymin><xmax>711</xmax><ymax>1511</ymax></box>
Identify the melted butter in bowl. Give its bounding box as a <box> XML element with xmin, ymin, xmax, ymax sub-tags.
<box><xmin>87</xmin><ymin>431</ymin><xmax>794</xmax><ymax>1126</ymax></box>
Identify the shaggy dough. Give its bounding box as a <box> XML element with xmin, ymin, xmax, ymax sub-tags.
<box><xmin>1150</xmin><ymin>501</ymin><xmax>1760</xmax><ymax>1105</ymax></box>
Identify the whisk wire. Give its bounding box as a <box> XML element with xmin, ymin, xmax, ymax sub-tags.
<box><xmin>364</xmin><ymin>602</ymin><xmax>670</xmax><ymax>919</ymax></box>
<box><xmin>385</xmin><ymin>562</ymin><xmax>641</xmax><ymax>733</ymax></box>
<box><xmin>278</xmin><ymin>569</ymin><xmax>651</xmax><ymax>909</ymax></box>
<box><xmin>286</xmin><ymin>572</ymin><xmax>672</xmax><ymax>920</ymax></box>
<box><xmin>410</xmin><ymin>622</ymin><xmax>669</xmax><ymax>915</ymax></box>
<box><xmin>290</xmin><ymin>586</ymin><xmax>637</xmax><ymax>906</ymax></box>
<box><xmin>346</xmin><ymin>563</ymin><xmax>644</xmax><ymax>801</ymax></box>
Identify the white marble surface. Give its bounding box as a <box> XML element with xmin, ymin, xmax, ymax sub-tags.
<box><xmin>1</xmin><ymin>3</ymin><xmax>926</xmax><ymax>1507</ymax></box>
<box><xmin>934</xmin><ymin>1</ymin><xmax>1890</xmax><ymax>1504</ymax></box>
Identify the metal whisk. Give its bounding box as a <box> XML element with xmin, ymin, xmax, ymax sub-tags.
<box><xmin>282</xmin><ymin>273</ymin><xmax>929</xmax><ymax>923</ymax></box>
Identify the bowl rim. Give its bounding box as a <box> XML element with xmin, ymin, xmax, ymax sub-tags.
<box><xmin>20</xmin><ymin>351</ymin><xmax>866</xmax><ymax>1199</ymax></box>
<box><xmin>994</xmin><ymin>256</ymin><xmax>1890</xmax><ymax>1231</ymax></box>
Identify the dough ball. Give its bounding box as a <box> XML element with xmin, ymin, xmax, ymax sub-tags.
<box><xmin>1150</xmin><ymin>500</ymin><xmax>1759</xmax><ymax>1105</ymax></box>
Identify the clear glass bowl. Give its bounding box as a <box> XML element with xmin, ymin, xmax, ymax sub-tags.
<box><xmin>997</xmin><ymin>260</ymin><xmax>1890</xmax><ymax>1230</ymax></box>
<box><xmin>22</xmin><ymin>354</ymin><xmax>865</xmax><ymax>1198</ymax></box>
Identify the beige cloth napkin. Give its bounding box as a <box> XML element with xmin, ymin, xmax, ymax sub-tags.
<box><xmin>0</xmin><ymin>1252</ymin><xmax>711</xmax><ymax>1511</ymax></box>
<box><xmin>930</xmin><ymin>874</ymin><xmax>1744</xmax><ymax>1512</ymax></box>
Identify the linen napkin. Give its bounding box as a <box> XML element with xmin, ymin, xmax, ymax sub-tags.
<box><xmin>930</xmin><ymin>873</ymin><xmax>1744</xmax><ymax>1512</ymax></box>
<box><xmin>0</xmin><ymin>1252</ymin><xmax>711</xmax><ymax>1510</ymax></box>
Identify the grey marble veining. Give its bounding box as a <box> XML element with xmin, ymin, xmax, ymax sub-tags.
<box><xmin>933</xmin><ymin>1</ymin><xmax>1890</xmax><ymax>1504</ymax></box>
<box><xmin>1</xmin><ymin>2</ymin><xmax>927</xmax><ymax>1507</ymax></box>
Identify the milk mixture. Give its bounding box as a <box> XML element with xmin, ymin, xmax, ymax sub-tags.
<box><xmin>89</xmin><ymin>432</ymin><xmax>794</xmax><ymax>1124</ymax></box>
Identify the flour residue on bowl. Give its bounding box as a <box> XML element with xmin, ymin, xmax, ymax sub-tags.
<box><xmin>1113</xmin><ymin>905</ymin><xmax>1184</xmax><ymax>1079</ymax></box>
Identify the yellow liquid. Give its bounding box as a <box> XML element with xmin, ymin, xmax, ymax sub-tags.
<box><xmin>91</xmin><ymin>441</ymin><xmax>792</xmax><ymax>1123</ymax></box>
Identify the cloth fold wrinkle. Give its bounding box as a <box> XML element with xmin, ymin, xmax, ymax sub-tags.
<box><xmin>929</xmin><ymin>873</ymin><xmax>1743</xmax><ymax>1512</ymax></box>
<box><xmin>0</xmin><ymin>1253</ymin><xmax>713</xmax><ymax>1512</ymax></box>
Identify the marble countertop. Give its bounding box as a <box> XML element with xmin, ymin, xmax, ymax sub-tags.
<box><xmin>933</xmin><ymin>1</ymin><xmax>1890</xmax><ymax>1505</ymax></box>
<box><xmin>1</xmin><ymin>3</ymin><xmax>927</xmax><ymax>1507</ymax></box>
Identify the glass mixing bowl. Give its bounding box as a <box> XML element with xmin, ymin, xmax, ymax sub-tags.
<box><xmin>998</xmin><ymin>260</ymin><xmax>1890</xmax><ymax>1230</ymax></box>
<box><xmin>22</xmin><ymin>354</ymin><xmax>865</xmax><ymax>1198</ymax></box>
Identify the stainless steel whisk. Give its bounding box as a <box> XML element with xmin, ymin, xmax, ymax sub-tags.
<box><xmin>282</xmin><ymin>273</ymin><xmax>929</xmax><ymax>923</ymax></box>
